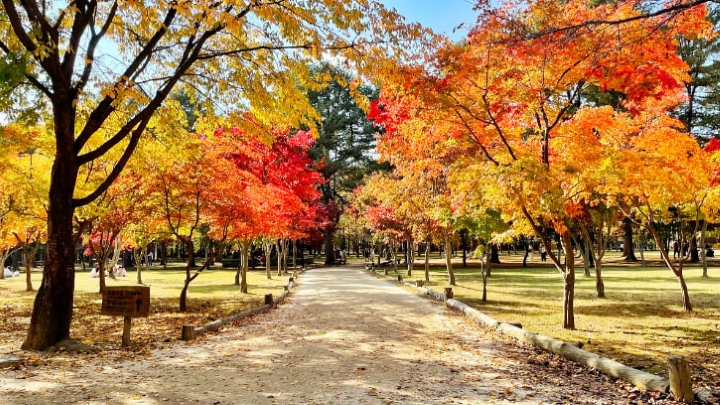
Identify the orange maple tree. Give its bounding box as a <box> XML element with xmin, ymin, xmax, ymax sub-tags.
<box><xmin>372</xmin><ymin>0</ymin><xmax>712</xmax><ymax>328</ymax></box>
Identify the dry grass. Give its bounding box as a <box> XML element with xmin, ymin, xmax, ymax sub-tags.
<box><xmin>386</xmin><ymin>251</ymin><xmax>720</xmax><ymax>385</ymax></box>
<box><xmin>0</xmin><ymin>264</ymin><xmax>293</xmax><ymax>352</ymax></box>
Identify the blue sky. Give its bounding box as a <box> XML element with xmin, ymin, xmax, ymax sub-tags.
<box><xmin>382</xmin><ymin>0</ymin><xmax>479</xmax><ymax>41</ymax></box>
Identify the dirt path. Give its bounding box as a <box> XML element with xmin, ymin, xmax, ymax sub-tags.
<box><xmin>1</xmin><ymin>266</ymin><xmax>650</xmax><ymax>404</ymax></box>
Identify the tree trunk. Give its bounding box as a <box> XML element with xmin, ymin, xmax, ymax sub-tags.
<box><xmin>582</xmin><ymin>237</ymin><xmax>591</xmax><ymax>277</ymax></box>
<box><xmin>689</xmin><ymin>233</ymin><xmax>699</xmax><ymax>263</ymax></box>
<box><xmin>482</xmin><ymin>243</ymin><xmax>490</xmax><ymax>302</ymax></box>
<box><xmin>324</xmin><ymin>231</ymin><xmax>334</xmax><ymax>265</ymax></box>
<box><xmin>701</xmin><ymin>221</ymin><xmax>708</xmax><ymax>277</ymax></box>
<box><xmin>444</xmin><ymin>237</ymin><xmax>455</xmax><ymax>286</ymax></box>
<box><xmin>561</xmin><ymin>231</ymin><xmax>576</xmax><ymax>330</ymax></box>
<box><xmin>424</xmin><ymin>242</ymin><xmax>430</xmax><ymax>282</ymax></box>
<box><xmin>23</xmin><ymin>128</ymin><xmax>78</xmax><ymax>350</ymax></box>
<box><xmin>406</xmin><ymin>238</ymin><xmax>413</xmax><ymax>277</ymax></box>
<box><xmin>490</xmin><ymin>243</ymin><xmax>501</xmax><ymax>264</ymax></box>
<box><xmin>179</xmin><ymin>239</ymin><xmax>195</xmax><ymax>312</ymax></box>
<box><xmin>646</xmin><ymin>220</ymin><xmax>693</xmax><ymax>311</ymax></box>
<box><xmin>179</xmin><ymin>280</ymin><xmax>190</xmax><ymax>312</ymax></box>
<box><xmin>595</xmin><ymin>262</ymin><xmax>606</xmax><ymax>298</ymax></box>
<box><xmin>677</xmin><ymin>271</ymin><xmax>693</xmax><ymax>312</ymax></box>
<box><xmin>622</xmin><ymin>217</ymin><xmax>637</xmax><ymax>261</ymax></box>
<box><xmin>25</xmin><ymin>240</ymin><xmax>40</xmax><ymax>292</ymax></box>
<box><xmin>265</xmin><ymin>242</ymin><xmax>272</xmax><ymax>280</ymax></box>
<box><xmin>241</xmin><ymin>242</ymin><xmax>250</xmax><ymax>294</ymax></box>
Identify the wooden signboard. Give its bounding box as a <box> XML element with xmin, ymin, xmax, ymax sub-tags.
<box><xmin>101</xmin><ymin>286</ymin><xmax>150</xmax><ymax>347</ymax></box>
<box><xmin>101</xmin><ymin>286</ymin><xmax>150</xmax><ymax>317</ymax></box>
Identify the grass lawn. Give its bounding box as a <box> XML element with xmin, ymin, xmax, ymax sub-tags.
<box><xmin>385</xmin><ymin>252</ymin><xmax>720</xmax><ymax>386</ymax></box>
<box><xmin>0</xmin><ymin>264</ymin><xmax>293</xmax><ymax>352</ymax></box>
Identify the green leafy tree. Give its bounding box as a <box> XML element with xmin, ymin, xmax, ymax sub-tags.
<box><xmin>306</xmin><ymin>64</ymin><xmax>387</xmax><ymax>264</ymax></box>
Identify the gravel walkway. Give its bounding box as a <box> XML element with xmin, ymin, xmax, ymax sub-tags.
<box><xmin>1</xmin><ymin>266</ymin><xmax>658</xmax><ymax>404</ymax></box>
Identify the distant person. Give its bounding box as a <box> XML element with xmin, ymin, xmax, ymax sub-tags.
<box><xmin>113</xmin><ymin>264</ymin><xmax>127</xmax><ymax>277</ymax></box>
<box><xmin>539</xmin><ymin>244</ymin><xmax>547</xmax><ymax>262</ymax></box>
<box><xmin>673</xmin><ymin>240</ymin><xmax>679</xmax><ymax>259</ymax></box>
<box><xmin>3</xmin><ymin>267</ymin><xmax>19</xmax><ymax>278</ymax></box>
<box><xmin>147</xmin><ymin>251</ymin><xmax>154</xmax><ymax>267</ymax></box>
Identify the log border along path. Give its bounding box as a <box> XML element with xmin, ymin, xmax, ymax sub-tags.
<box><xmin>2</xmin><ymin>266</ymin><xmax>638</xmax><ymax>405</ymax></box>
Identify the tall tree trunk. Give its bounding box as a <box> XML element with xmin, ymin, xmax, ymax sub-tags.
<box><xmin>179</xmin><ymin>239</ymin><xmax>195</xmax><ymax>312</ymax></box>
<box><xmin>582</xmin><ymin>237</ymin><xmax>591</xmax><ymax>277</ymax></box>
<box><xmin>424</xmin><ymin>241</ymin><xmax>430</xmax><ymax>282</ymax></box>
<box><xmin>241</xmin><ymin>241</ymin><xmax>250</xmax><ymax>294</ymax></box>
<box><xmin>646</xmin><ymin>220</ymin><xmax>693</xmax><ymax>311</ymax></box>
<box><xmin>622</xmin><ymin>217</ymin><xmax>637</xmax><ymax>261</ymax></box>
<box><xmin>560</xmin><ymin>231</ymin><xmax>576</xmax><ymax>330</ymax></box>
<box><xmin>324</xmin><ymin>231</ymin><xmax>334</xmax><ymax>264</ymax></box>
<box><xmin>23</xmin><ymin>131</ymin><xmax>78</xmax><ymax>350</ymax></box>
<box><xmin>264</xmin><ymin>242</ymin><xmax>272</xmax><ymax>280</ymax></box>
<box><xmin>444</xmin><ymin>236</ymin><xmax>455</xmax><ymax>286</ymax></box>
<box><xmin>406</xmin><ymin>238</ymin><xmax>413</xmax><ymax>277</ymax></box>
<box><xmin>25</xmin><ymin>239</ymin><xmax>41</xmax><ymax>292</ymax></box>
<box><xmin>701</xmin><ymin>221</ymin><xmax>708</xmax><ymax>277</ymax></box>
<box><xmin>482</xmin><ymin>243</ymin><xmax>490</xmax><ymax>302</ymax></box>
<box><xmin>594</xmin><ymin>262</ymin><xmax>606</xmax><ymax>298</ymax></box>
<box><xmin>179</xmin><ymin>280</ymin><xmax>190</xmax><ymax>312</ymax></box>
<box><xmin>677</xmin><ymin>272</ymin><xmax>693</xmax><ymax>311</ymax></box>
<box><xmin>292</xmin><ymin>240</ymin><xmax>297</xmax><ymax>270</ymax></box>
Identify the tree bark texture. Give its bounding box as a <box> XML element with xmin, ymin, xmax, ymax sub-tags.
<box><xmin>668</xmin><ymin>355</ymin><xmax>694</xmax><ymax>403</ymax></box>
<box><xmin>561</xmin><ymin>231</ymin><xmax>576</xmax><ymax>330</ymax></box>
<box><xmin>22</xmin><ymin>127</ymin><xmax>78</xmax><ymax>350</ymax></box>
<box><xmin>444</xmin><ymin>237</ymin><xmax>455</xmax><ymax>286</ymax></box>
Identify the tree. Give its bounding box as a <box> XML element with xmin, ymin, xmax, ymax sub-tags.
<box><xmin>1</xmin><ymin>0</ymin><xmax>431</xmax><ymax>350</ymax></box>
<box><xmin>373</xmin><ymin>0</ymin><xmax>710</xmax><ymax>329</ymax></box>
<box><xmin>306</xmin><ymin>64</ymin><xmax>387</xmax><ymax>264</ymax></box>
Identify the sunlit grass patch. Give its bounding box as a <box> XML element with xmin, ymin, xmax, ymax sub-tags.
<box><xmin>397</xmin><ymin>259</ymin><xmax>719</xmax><ymax>384</ymax></box>
<box><xmin>0</xmin><ymin>265</ymin><xmax>293</xmax><ymax>351</ymax></box>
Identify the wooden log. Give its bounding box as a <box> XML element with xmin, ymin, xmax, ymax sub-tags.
<box><xmin>284</xmin><ymin>285</ymin><xmax>289</xmax><ymax>292</ymax></box>
<box><xmin>121</xmin><ymin>316</ymin><xmax>132</xmax><ymax>347</ymax></box>
<box><xmin>668</xmin><ymin>355</ymin><xmax>693</xmax><ymax>403</ymax></box>
<box><xmin>0</xmin><ymin>358</ymin><xmax>22</xmax><ymax>368</ymax></box>
<box><xmin>264</xmin><ymin>293</ymin><xmax>273</xmax><ymax>305</ymax></box>
<box><xmin>415</xmin><ymin>279</ymin><xmax>424</xmax><ymax>287</ymax></box>
<box><xmin>495</xmin><ymin>322</ymin><xmax>669</xmax><ymax>392</ymax></box>
<box><xmin>181</xmin><ymin>325</ymin><xmax>195</xmax><ymax>341</ymax></box>
<box><xmin>444</xmin><ymin>287</ymin><xmax>453</xmax><ymax>300</ymax></box>
<box><xmin>446</xmin><ymin>299</ymin><xmax>498</xmax><ymax>329</ymax></box>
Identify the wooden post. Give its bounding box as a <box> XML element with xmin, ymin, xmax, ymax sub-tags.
<box><xmin>444</xmin><ymin>287</ymin><xmax>453</xmax><ymax>300</ymax></box>
<box><xmin>397</xmin><ymin>275</ymin><xmax>403</xmax><ymax>282</ymax></box>
<box><xmin>264</xmin><ymin>293</ymin><xmax>273</xmax><ymax>305</ymax></box>
<box><xmin>121</xmin><ymin>316</ymin><xmax>132</xmax><ymax>347</ymax></box>
<box><xmin>384</xmin><ymin>268</ymin><xmax>388</xmax><ymax>276</ymax></box>
<box><xmin>283</xmin><ymin>285</ymin><xmax>289</xmax><ymax>292</ymax></box>
<box><xmin>293</xmin><ymin>271</ymin><xmax>297</xmax><ymax>278</ymax></box>
<box><xmin>416</xmin><ymin>280</ymin><xmax>424</xmax><ymax>287</ymax></box>
<box><xmin>181</xmin><ymin>325</ymin><xmax>195</xmax><ymax>341</ymax></box>
<box><xmin>668</xmin><ymin>355</ymin><xmax>693</xmax><ymax>403</ymax></box>
<box><xmin>288</xmin><ymin>277</ymin><xmax>294</xmax><ymax>283</ymax></box>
